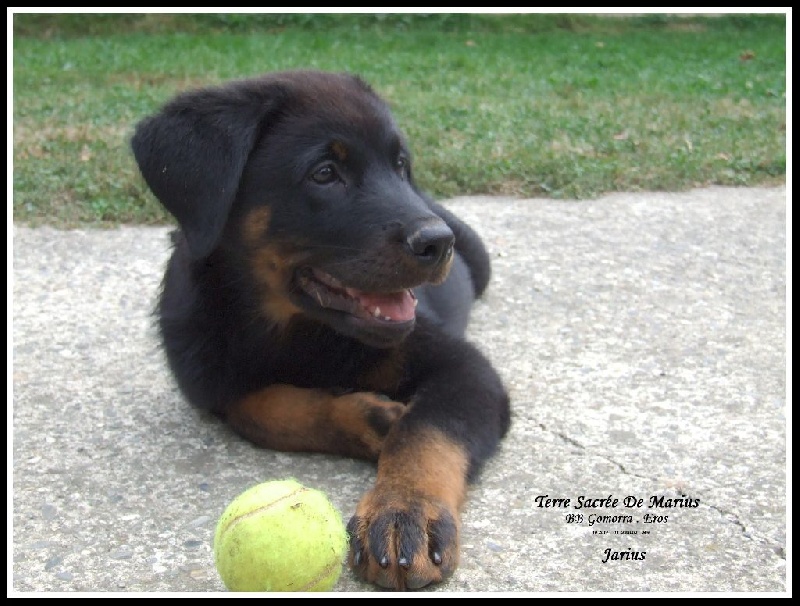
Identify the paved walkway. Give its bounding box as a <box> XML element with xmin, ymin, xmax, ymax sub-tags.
<box><xmin>11</xmin><ymin>186</ymin><xmax>787</xmax><ymax>594</ymax></box>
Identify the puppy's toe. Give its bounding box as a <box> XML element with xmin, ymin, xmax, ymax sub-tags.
<box><xmin>347</xmin><ymin>486</ymin><xmax>459</xmax><ymax>591</ymax></box>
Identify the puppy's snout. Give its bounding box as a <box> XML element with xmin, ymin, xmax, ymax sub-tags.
<box><xmin>405</xmin><ymin>222</ymin><xmax>455</xmax><ymax>267</ymax></box>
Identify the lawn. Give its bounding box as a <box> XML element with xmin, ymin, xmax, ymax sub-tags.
<box><xmin>11</xmin><ymin>12</ymin><xmax>787</xmax><ymax>227</ymax></box>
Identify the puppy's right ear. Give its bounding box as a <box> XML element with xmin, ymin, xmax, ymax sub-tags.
<box><xmin>131</xmin><ymin>81</ymin><xmax>284</xmax><ymax>259</ymax></box>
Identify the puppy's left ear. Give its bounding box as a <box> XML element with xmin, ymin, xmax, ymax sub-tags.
<box><xmin>131</xmin><ymin>80</ymin><xmax>284</xmax><ymax>259</ymax></box>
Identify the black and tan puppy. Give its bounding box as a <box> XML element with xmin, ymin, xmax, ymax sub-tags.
<box><xmin>131</xmin><ymin>70</ymin><xmax>510</xmax><ymax>591</ymax></box>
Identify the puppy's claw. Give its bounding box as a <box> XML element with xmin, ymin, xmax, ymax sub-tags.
<box><xmin>347</xmin><ymin>516</ymin><xmax>365</xmax><ymax>567</ymax></box>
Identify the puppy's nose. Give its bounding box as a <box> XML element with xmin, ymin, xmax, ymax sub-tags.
<box><xmin>405</xmin><ymin>222</ymin><xmax>455</xmax><ymax>266</ymax></box>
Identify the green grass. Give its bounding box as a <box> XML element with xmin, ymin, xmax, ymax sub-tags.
<box><xmin>12</xmin><ymin>12</ymin><xmax>787</xmax><ymax>227</ymax></box>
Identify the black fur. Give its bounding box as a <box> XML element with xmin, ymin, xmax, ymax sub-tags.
<box><xmin>132</xmin><ymin>70</ymin><xmax>510</xmax><ymax>590</ymax></box>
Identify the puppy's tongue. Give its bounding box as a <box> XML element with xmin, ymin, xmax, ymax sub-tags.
<box><xmin>345</xmin><ymin>287</ymin><xmax>417</xmax><ymax>322</ymax></box>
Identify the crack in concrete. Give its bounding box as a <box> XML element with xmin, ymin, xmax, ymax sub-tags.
<box><xmin>705</xmin><ymin>502</ymin><xmax>786</xmax><ymax>560</ymax></box>
<box><xmin>538</xmin><ymin>422</ymin><xmax>651</xmax><ymax>481</ymax></box>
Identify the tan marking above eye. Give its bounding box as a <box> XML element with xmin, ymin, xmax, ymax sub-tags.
<box><xmin>331</xmin><ymin>141</ymin><xmax>348</xmax><ymax>162</ymax></box>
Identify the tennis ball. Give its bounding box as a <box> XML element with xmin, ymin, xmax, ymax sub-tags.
<box><xmin>213</xmin><ymin>479</ymin><xmax>348</xmax><ymax>592</ymax></box>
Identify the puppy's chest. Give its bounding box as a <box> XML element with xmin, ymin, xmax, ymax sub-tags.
<box><xmin>266</xmin><ymin>327</ymin><xmax>407</xmax><ymax>396</ymax></box>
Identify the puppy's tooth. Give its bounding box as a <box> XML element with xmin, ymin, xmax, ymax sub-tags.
<box><xmin>413</xmin><ymin>298</ymin><xmax>419</xmax><ymax>307</ymax></box>
<box><xmin>373</xmin><ymin>306</ymin><xmax>381</xmax><ymax>318</ymax></box>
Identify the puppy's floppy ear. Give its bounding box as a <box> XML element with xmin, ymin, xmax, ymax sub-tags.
<box><xmin>131</xmin><ymin>80</ymin><xmax>284</xmax><ymax>259</ymax></box>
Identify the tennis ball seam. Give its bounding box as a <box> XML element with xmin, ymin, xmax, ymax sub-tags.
<box><xmin>297</xmin><ymin>556</ymin><xmax>341</xmax><ymax>591</ymax></box>
<box><xmin>217</xmin><ymin>485</ymin><xmax>308</xmax><ymax>536</ymax></box>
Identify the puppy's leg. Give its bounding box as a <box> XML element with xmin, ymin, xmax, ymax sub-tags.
<box><xmin>226</xmin><ymin>385</ymin><xmax>406</xmax><ymax>461</ymax></box>
<box><xmin>347</xmin><ymin>336</ymin><xmax>510</xmax><ymax>590</ymax></box>
<box><xmin>347</xmin><ymin>427</ymin><xmax>467</xmax><ymax>590</ymax></box>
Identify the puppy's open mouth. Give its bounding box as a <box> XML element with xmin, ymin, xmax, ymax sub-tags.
<box><xmin>295</xmin><ymin>267</ymin><xmax>418</xmax><ymax>324</ymax></box>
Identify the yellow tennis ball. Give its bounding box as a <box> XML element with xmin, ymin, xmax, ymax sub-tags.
<box><xmin>213</xmin><ymin>479</ymin><xmax>348</xmax><ymax>592</ymax></box>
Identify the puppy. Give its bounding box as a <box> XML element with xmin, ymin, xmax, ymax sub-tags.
<box><xmin>131</xmin><ymin>70</ymin><xmax>510</xmax><ymax>591</ymax></box>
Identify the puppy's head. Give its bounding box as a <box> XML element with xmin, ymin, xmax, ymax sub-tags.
<box><xmin>132</xmin><ymin>70</ymin><xmax>454</xmax><ymax>348</ymax></box>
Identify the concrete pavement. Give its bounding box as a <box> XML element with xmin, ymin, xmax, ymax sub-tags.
<box><xmin>10</xmin><ymin>186</ymin><xmax>788</xmax><ymax>594</ymax></box>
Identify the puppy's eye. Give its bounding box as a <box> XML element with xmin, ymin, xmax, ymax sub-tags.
<box><xmin>395</xmin><ymin>156</ymin><xmax>409</xmax><ymax>176</ymax></box>
<box><xmin>310</xmin><ymin>164</ymin><xmax>339</xmax><ymax>185</ymax></box>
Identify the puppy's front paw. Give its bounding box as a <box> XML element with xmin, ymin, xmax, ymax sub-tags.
<box><xmin>346</xmin><ymin>486</ymin><xmax>459</xmax><ymax>590</ymax></box>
